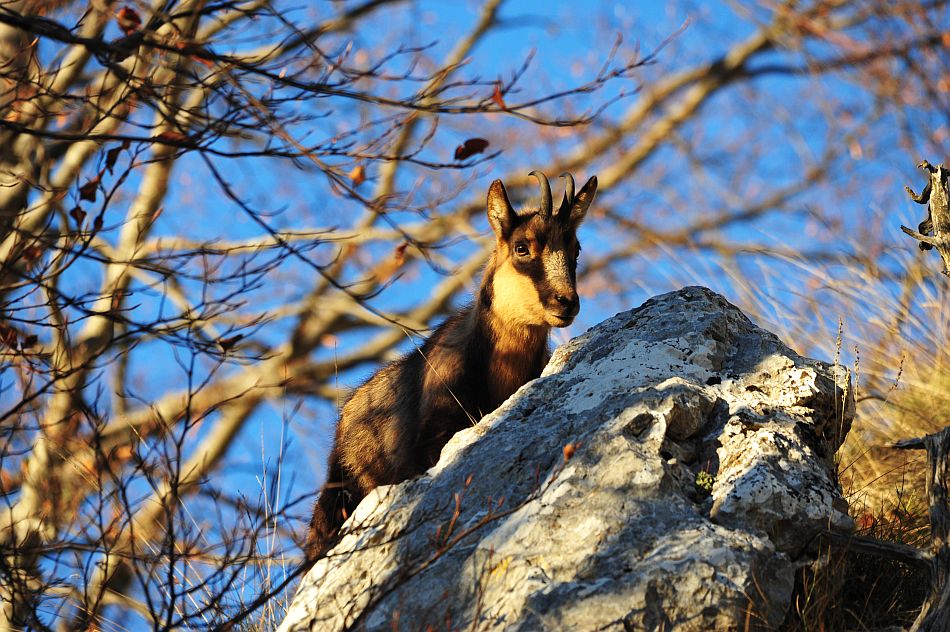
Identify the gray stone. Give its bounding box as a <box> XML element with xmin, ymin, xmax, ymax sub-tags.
<box><xmin>279</xmin><ymin>286</ymin><xmax>854</xmax><ymax>632</ymax></box>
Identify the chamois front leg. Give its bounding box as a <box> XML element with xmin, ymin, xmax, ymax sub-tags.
<box><xmin>414</xmin><ymin>360</ymin><xmax>478</xmax><ymax>471</ymax></box>
<box><xmin>414</xmin><ymin>406</ymin><xmax>474</xmax><ymax>472</ymax></box>
<box><xmin>305</xmin><ymin>447</ymin><xmax>358</xmax><ymax>562</ymax></box>
<box><xmin>306</xmin><ymin>423</ymin><xmax>419</xmax><ymax>562</ymax></box>
<box><xmin>306</xmin><ymin>362</ymin><xmax>419</xmax><ymax>562</ymax></box>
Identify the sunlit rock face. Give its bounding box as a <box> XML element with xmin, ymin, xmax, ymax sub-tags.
<box><xmin>279</xmin><ymin>286</ymin><xmax>854</xmax><ymax>632</ymax></box>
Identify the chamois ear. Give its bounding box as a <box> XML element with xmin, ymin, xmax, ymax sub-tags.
<box><xmin>568</xmin><ymin>176</ymin><xmax>598</xmax><ymax>229</ymax></box>
<box><xmin>487</xmin><ymin>179</ymin><xmax>517</xmax><ymax>239</ymax></box>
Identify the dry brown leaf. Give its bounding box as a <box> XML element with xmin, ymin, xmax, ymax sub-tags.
<box><xmin>491</xmin><ymin>83</ymin><xmax>506</xmax><ymax>109</ymax></box>
<box><xmin>348</xmin><ymin>164</ymin><xmax>366</xmax><ymax>186</ymax></box>
<box><xmin>191</xmin><ymin>54</ymin><xmax>214</xmax><ymax>68</ymax></box>
<box><xmin>374</xmin><ymin>242</ymin><xmax>410</xmax><ymax>282</ymax></box>
<box><xmin>22</xmin><ymin>245</ymin><xmax>42</xmax><ymax>262</ymax></box>
<box><xmin>79</xmin><ymin>177</ymin><xmax>99</xmax><ymax>202</ymax></box>
<box><xmin>154</xmin><ymin>130</ymin><xmax>188</xmax><ymax>143</ymax></box>
<box><xmin>218</xmin><ymin>334</ymin><xmax>244</xmax><ymax>351</ymax></box>
<box><xmin>563</xmin><ymin>442</ymin><xmax>576</xmax><ymax>461</ymax></box>
<box><xmin>116</xmin><ymin>6</ymin><xmax>141</xmax><ymax>35</ymax></box>
<box><xmin>454</xmin><ymin>138</ymin><xmax>490</xmax><ymax>161</ymax></box>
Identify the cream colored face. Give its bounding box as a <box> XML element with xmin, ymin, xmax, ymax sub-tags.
<box><xmin>490</xmin><ymin>248</ymin><xmax>550</xmax><ymax>327</ymax></box>
<box><xmin>490</xmin><ymin>230</ymin><xmax>581</xmax><ymax>328</ymax></box>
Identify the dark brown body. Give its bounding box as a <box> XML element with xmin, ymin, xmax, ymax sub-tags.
<box><xmin>306</xmin><ymin>173</ymin><xmax>597</xmax><ymax>561</ymax></box>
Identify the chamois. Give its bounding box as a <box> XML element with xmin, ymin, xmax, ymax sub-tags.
<box><xmin>306</xmin><ymin>171</ymin><xmax>598</xmax><ymax>561</ymax></box>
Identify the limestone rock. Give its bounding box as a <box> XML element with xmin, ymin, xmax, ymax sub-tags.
<box><xmin>279</xmin><ymin>286</ymin><xmax>854</xmax><ymax>632</ymax></box>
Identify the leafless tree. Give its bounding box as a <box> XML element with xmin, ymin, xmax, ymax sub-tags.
<box><xmin>0</xmin><ymin>0</ymin><xmax>946</xmax><ymax>629</ymax></box>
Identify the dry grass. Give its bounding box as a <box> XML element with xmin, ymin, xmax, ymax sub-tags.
<box><xmin>664</xmin><ymin>232</ymin><xmax>950</xmax><ymax>629</ymax></box>
<box><xmin>730</xmin><ymin>245</ymin><xmax>950</xmax><ymax>629</ymax></box>
<box><xmin>781</xmin><ymin>483</ymin><xmax>931</xmax><ymax>631</ymax></box>
<box><xmin>824</xmin><ymin>258</ymin><xmax>948</xmax><ymax>492</ymax></box>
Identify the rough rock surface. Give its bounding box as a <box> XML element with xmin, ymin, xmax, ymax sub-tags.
<box><xmin>279</xmin><ymin>287</ymin><xmax>854</xmax><ymax>632</ymax></box>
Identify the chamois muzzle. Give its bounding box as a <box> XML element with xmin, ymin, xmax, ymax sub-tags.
<box><xmin>551</xmin><ymin>290</ymin><xmax>580</xmax><ymax>322</ymax></box>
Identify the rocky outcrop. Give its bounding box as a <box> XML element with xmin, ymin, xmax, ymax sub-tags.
<box><xmin>279</xmin><ymin>287</ymin><xmax>854</xmax><ymax>632</ymax></box>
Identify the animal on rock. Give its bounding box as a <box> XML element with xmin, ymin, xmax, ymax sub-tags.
<box><xmin>306</xmin><ymin>171</ymin><xmax>598</xmax><ymax>561</ymax></box>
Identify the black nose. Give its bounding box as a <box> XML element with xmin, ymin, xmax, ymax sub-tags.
<box><xmin>555</xmin><ymin>292</ymin><xmax>579</xmax><ymax>317</ymax></box>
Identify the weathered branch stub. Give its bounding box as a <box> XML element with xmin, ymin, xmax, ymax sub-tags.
<box><xmin>889</xmin><ymin>427</ymin><xmax>950</xmax><ymax>632</ymax></box>
<box><xmin>901</xmin><ymin>161</ymin><xmax>950</xmax><ymax>275</ymax></box>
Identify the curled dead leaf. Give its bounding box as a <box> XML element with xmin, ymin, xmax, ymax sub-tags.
<box><xmin>373</xmin><ymin>242</ymin><xmax>409</xmax><ymax>283</ymax></box>
<box><xmin>105</xmin><ymin>144</ymin><xmax>124</xmax><ymax>173</ymax></box>
<box><xmin>454</xmin><ymin>138</ymin><xmax>490</xmax><ymax>161</ymax></box>
<box><xmin>218</xmin><ymin>334</ymin><xmax>244</xmax><ymax>351</ymax></box>
<box><xmin>491</xmin><ymin>83</ymin><xmax>506</xmax><ymax>109</ymax></box>
<box><xmin>393</xmin><ymin>241</ymin><xmax>408</xmax><ymax>266</ymax></box>
<box><xmin>563</xmin><ymin>442</ymin><xmax>576</xmax><ymax>461</ymax></box>
<box><xmin>112</xmin><ymin>444</ymin><xmax>135</xmax><ymax>462</ymax></box>
<box><xmin>116</xmin><ymin>6</ymin><xmax>142</xmax><ymax>35</ymax></box>
<box><xmin>22</xmin><ymin>245</ymin><xmax>42</xmax><ymax>262</ymax></box>
<box><xmin>348</xmin><ymin>164</ymin><xmax>366</xmax><ymax>187</ymax></box>
<box><xmin>154</xmin><ymin>130</ymin><xmax>188</xmax><ymax>144</ymax></box>
<box><xmin>79</xmin><ymin>177</ymin><xmax>99</xmax><ymax>202</ymax></box>
<box><xmin>70</xmin><ymin>207</ymin><xmax>86</xmax><ymax>224</ymax></box>
<box><xmin>191</xmin><ymin>53</ymin><xmax>214</xmax><ymax>69</ymax></box>
<box><xmin>0</xmin><ymin>469</ymin><xmax>19</xmax><ymax>494</ymax></box>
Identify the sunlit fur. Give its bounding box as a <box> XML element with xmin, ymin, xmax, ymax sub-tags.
<box><xmin>306</xmin><ymin>173</ymin><xmax>597</xmax><ymax>562</ymax></box>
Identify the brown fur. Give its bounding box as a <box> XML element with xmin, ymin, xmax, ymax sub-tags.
<box><xmin>306</xmin><ymin>173</ymin><xmax>597</xmax><ymax>563</ymax></box>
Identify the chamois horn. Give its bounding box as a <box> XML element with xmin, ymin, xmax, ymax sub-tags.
<box><xmin>529</xmin><ymin>170</ymin><xmax>552</xmax><ymax>219</ymax></box>
<box><xmin>558</xmin><ymin>172</ymin><xmax>575</xmax><ymax>217</ymax></box>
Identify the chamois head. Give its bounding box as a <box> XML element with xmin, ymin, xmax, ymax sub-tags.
<box><xmin>484</xmin><ymin>171</ymin><xmax>597</xmax><ymax>328</ymax></box>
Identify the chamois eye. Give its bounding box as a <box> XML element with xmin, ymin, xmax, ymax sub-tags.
<box><xmin>514</xmin><ymin>243</ymin><xmax>530</xmax><ymax>257</ymax></box>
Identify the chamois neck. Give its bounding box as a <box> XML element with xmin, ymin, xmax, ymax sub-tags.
<box><xmin>479</xmin><ymin>306</ymin><xmax>549</xmax><ymax>353</ymax></box>
<box><xmin>470</xmin><ymin>263</ymin><xmax>550</xmax><ymax>410</ymax></box>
